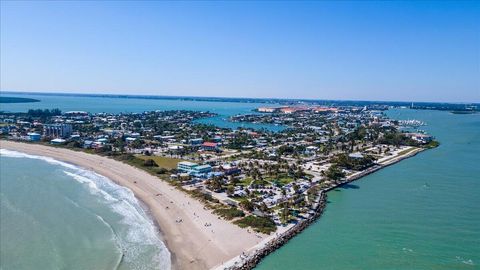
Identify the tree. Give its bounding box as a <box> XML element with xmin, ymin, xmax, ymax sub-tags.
<box><xmin>206</xmin><ymin>177</ymin><xmax>223</xmax><ymax>192</ymax></box>
<box><xmin>226</xmin><ymin>186</ymin><xmax>234</xmax><ymax>197</ymax></box>
<box><xmin>239</xmin><ymin>200</ymin><xmax>255</xmax><ymax>212</ymax></box>
<box><xmin>325</xmin><ymin>165</ymin><xmax>345</xmax><ymax>182</ymax></box>
<box><xmin>143</xmin><ymin>159</ymin><xmax>158</xmax><ymax>167</ymax></box>
<box><xmin>280</xmin><ymin>201</ymin><xmax>290</xmax><ymax>223</ymax></box>
<box><xmin>113</xmin><ymin>138</ymin><xmax>125</xmax><ymax>153</ymax></box>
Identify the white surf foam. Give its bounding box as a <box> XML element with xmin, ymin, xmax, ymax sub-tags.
<box><xmin>456</xmin><ymin>256</ymin><xmax>475</xmax><ymax>266</ymax></box>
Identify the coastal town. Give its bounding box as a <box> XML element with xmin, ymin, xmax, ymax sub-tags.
<box><xmin>0</xmin><ymin>105</ymin><xmax>438</xmax><ymax>239</ymax></box>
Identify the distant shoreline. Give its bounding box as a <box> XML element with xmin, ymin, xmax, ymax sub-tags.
<box><xmin>0</xmin><ymin>96</ymin><xmax>40</xmax><ymax>104</ymax></box>
<box><xmin>2</xmin><ymin>91</ymin><xmax>478</xmax><ymax>109</ymax></box>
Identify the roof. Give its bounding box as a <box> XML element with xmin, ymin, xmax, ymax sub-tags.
<box><xmin>349</xmin><ymin>152</ymin><xmax>364</xmax><ymax>159</ymax></box>
<box><xmin>195</xmin><ymin>165</ymin><xmax>212</xmax><ymax>169</ymax></box>
<box><xmin>178</xmin><ymin>161</ymin><xmax>198</xmax><ymax>166</ymax></box>
<box><xmin>202</xmin><ymin>142</ymin><xmax>218</xmax><ymax>147</ymax></box>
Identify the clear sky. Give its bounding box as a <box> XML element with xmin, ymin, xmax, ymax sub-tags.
<box><xmin>1</xmin><ymin>1</ymin><xmax>479</xmax><ymax>102</ymax></box>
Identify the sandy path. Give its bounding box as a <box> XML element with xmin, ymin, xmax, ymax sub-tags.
<box><xmin>1</xmin><ymin>140</ymin><xmax>263</xmax><ymax>270</ymax></box>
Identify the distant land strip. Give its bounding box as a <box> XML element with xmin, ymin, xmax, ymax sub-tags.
<box><xmin>1</xmin><ymin>91</ymin><xmax>479</xmax><ymax>111</ymax></box>
<box><xmin>0</xmin><ymin>96</ymin><xmax>40</xmax><ymax>103</ymax></box>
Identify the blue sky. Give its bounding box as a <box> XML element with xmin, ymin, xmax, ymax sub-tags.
<box><xmin>1</xmin><ymin>1</ymin><xmax>479</xmax><ymax>102</ymax></box>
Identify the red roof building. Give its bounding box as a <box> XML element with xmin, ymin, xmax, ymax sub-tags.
<box><xmin>202</xmin><ymin>142</ymin><xmax>219</xmax><ymax>151</ymax></box>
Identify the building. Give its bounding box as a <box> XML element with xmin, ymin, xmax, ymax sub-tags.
<box><xmin>177</xmin><ymin>161</ymin><xmax>200</xmax><ymax>173</ymax></box>
<box><xmin>190</xmin><ymin>138</ymin><xmax>204</xmax><ymax>145</ymax></box>
<box><xmin>27</xmin><ymin>132</ymin><xmax>41</xmax><ymax>141</ymax></box>
<box><xmin>348</xmin><ymin>152</ymin><xmax>364</xmax><ymax>159</ymax></box>
<box><xmin>177</xmin><ymin>161</ymin><xmax>212</xmax><ymax>175</ymax></box>
<box><xmin>406</xmin><ymin>133</ymin><xmax>434</xmax><ymax>144</ymax></box>
<box><xmin>43</xmin><ymin>124</ymin><xmax>73</xmax><ymax>138</ymax></box>
<box><xmin>154</xmin><ymin>135</ymin><xmax>175</xmax><ymax>142</ymax></box>
<box><xmin>257</xmin><ymin>107</ymin><xmax>278</xmax><ymax>113</ymax></box>
<box><xmin>50</xmin><ymin>138</ymin><xmax>66</xmax><ymax>145</ymax></box>
<box><xmin>314</xmin><ymin>107</ymin><xmax>339</xmax><ymax>113</ymax></box>
<box><xmin>83</xmin><ymin>140</ymin><xmax>94</xmax><ymax>148</ymax></box>
<box><xmin>125</xmin><ymin>137</ymin><xmax>137</xmax><ymax>143</ymax></box>
<box><xmin>220</xmin><ymin>164</ymin><xmax>241</xmax><ymax>175</ymax></box>
<box><xmin>202</xmin><ymin>142</ymin><xmax>218</xmax><ymax>151</ymax></box>
<box><xmin>194</xmin><ymin>165</ymin><xmax>212</xmax><ymax>174</ymax></box>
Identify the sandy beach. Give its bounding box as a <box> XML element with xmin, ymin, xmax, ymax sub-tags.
<box><xmin>0</xmin><ymin>140</ymin><xmax>264</xmax><ymax>270</ymax></box>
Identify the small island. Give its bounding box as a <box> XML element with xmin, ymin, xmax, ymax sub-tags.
<box><xmin>0</xmin><ymin>96</ymin><xmax>40</xmax><ymax>103</ymax></box>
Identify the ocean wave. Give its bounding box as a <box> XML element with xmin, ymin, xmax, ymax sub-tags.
<box><xmin>1</xmin><ymin>149</ymin><xmax>78</xmax><ymax>170</ymax></box>
<box><xmin>1</xmin><ymin>149</ymin><xmax>171</xmax><ymax>270</ymax></box>
<box><xmin>456</xmin><ymin>256</ymin><xmax>475</xmax><ymax>266</ymax></box>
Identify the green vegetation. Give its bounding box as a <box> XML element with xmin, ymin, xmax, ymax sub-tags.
<box><xmin>325</xmin><ymin>165</ymin><xmax>346</xmax><ymax>181</ymax></box>
<box><xmin>213</xmin><ymin>207</ymin><xmax>245</xmax><ymax>220</ymax></box>
<box><xmin>234</xmin><ymin>215</ymin><xmax>276</xmax><ymax>234</ymax></box>
<box><xmin>136</xmin><ymin>155</ymin><xmax>183</xmax><ymax>170</ymax></box>
<box><xmin>189</xmin><ymin>189</ymin><xmax>220</xmax><ymax>205</ymax></box>
<box><xmin>237</xmin><ymin>177</ymin><xmax>253</xmax><ymax>186</ymax></box>
<box><xmin>111</xmin><ymin>154</ymin><xmax>169</xmax><ymax>176</ymax></box>
<box><xmin>251</xmin><ymin>179</ymin><xmax>269</xmax><ymax>187</ymax></box>
<box><xmin>269</xmin><ymin>177</ymin><xmax>294</xmax><ymax>187</ymax></box>
<box><xmin>334</xmin><ymin>153</ymin><xmax>375</xmax><ymax>170</ymax></box>
<box><xmin>239</xmin><ymin>199</ymin><xmax>255</xmax><ymax>212</ymax></box>
<box><xmin>227</xmin><ymin>133</ymin><xmax>255</xmax><ymax>149</ymax></box>
<box><xmin>425</xmin><ymin>140</ymin><xmax>440</xmax><ymax>149</ymax></box>
<box><xmin>380</xmin><ymin>131</ymin><xmax>418</xmax><ymax>147</ymax></box>
<box><xmin>27</xmin><ymin>108</ymin><xmax>62</xmax><ymax>117</ymax></box>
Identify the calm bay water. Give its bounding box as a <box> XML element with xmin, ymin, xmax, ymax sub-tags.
<box><xmin>256</xmin><ymin>109</ymin><xmax>480</xmax><ymax>270</ymax></box>
<box><xmin>0</xmin><ymin>92</ymin><xmax>284</xmax><ymax>131</ymax></box>
<box><xmin>1</xmin><ymin>93</ymin><xmax>479</xmax><ymax>270</ymax></box>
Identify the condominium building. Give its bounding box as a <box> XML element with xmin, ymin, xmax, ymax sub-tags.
<box><xmin>43</xmin><ymin>124</ymin><xmax>73</xmax><ymax>138</ymax></box>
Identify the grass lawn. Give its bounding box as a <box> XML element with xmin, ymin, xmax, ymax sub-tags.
<box><xmin>238</xmin><ymin>177</ymin><xmax>254</xmax><ymax>186</ymax></box>
<box><xmin>251</xmin><ymin>179</ymin><xmax>269</xmax><ymax>186</ymax></box>
<box><xmin>136</xmin><ymin>155</ymin><xmax>184</xmax><ymax>170</ymax></box>
<box><xmin>266</xmin><ymin>177</ymin><xmax>294</xmax><ymax>187</ymax></box>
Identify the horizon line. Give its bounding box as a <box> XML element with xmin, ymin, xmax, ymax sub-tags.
<box><xmin>1</xmin><ymin>90</ymin><xmax>479</xmax><ymax>105</ymax></box>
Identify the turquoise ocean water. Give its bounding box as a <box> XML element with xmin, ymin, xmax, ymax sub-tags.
<box><xmin>1</xmin><ymin>93</ymin><xmax>479</xmax><ymax>270</ymax></box>
<box><xmin>0</xmin><ymin>150</ymin><xmax>170</xmax><ymax>270</ymax></box>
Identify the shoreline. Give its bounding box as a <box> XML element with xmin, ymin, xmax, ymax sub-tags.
<box><xmin>0</xmin><ymin>140</ymin><xmax>264</xmax><ymax>270</ymax></box>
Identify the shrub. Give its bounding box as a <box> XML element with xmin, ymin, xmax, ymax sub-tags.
<box><xmin>213</xmin><ymin>207</ymin><xmax>245</xmax><ymax>220</ymax></box>
<box><xmin>234</xmin><ymin>216</ymin><xmax>276</xmax><ymax>234</ymax></box>
<box><xmin>143</xmin><ymin>158</ymin><xmax>158</xmax><ymax>167</ymax></box>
